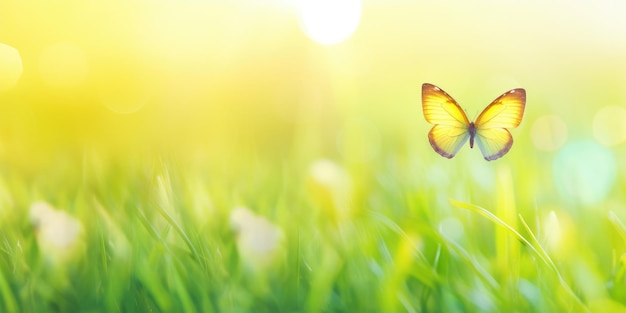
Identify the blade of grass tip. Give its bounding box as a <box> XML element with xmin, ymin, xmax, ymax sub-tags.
<box><xmin>370</xmin><ymin>211</ymin><xmax>440</xmax><ymax>288</ymax></box>
<box><xmin>518</xmin><ymin>214</ymin><xmax>589</xmax><ymax>312</ymax></box>
<box><xmin>608</xmin><ymin>211</ymin><xmax>626</xmax><ymax>245</ymax></box>
<box><xmin>452</xmin><ymin>201</ymin><xmax>557</xmax><ymax>290</ymax></box>
<box><xmin>369</xmin><ymin>211</ymin><xmax>430</xmax><ymax>265</ymax></box>
<box><xmin>440</xmin><ymin>234</ymin><xmax>499</xmax><ymax>290</ymax></box>
<box><xmin>192</xmin><ymin>234</ymin><xmax>211</xmax><ymax>276</ymax></box>
<box><xmin>154</xmin><ymin>202</ymin><xmax>201</xmax><ymax>264</ymax></box>
<box><xmin>451</xmin><ymin>200</ymin><xmax>588</xmax><ymax>312</ymax></box>
<box><xmin>433</xmin><ymin>244</ymin><xmax>442</xmax><ymax>272</ymax></box>
<box><xmin>136</xmin><ymin>207</ymin><xmax>165</xmax><ymax>243</ymax></box>
<box><xmin>450</xmin><ymin>200</ymin><xmax>541</xmax><ymax>257</ymax></box>
<box><xmin>154</xmin><ymin>170</ymin><xmax>201</xmax><ymax>263</ymax></box>
<box><xmin>95</xmin><ymin>200</ymin><xmax>131</xmax><ymax>261</ymax></box>
<box><xmin>393</xmin><ymin>223</ymin><xmax>445</xmax><ymax>286</ymax></box>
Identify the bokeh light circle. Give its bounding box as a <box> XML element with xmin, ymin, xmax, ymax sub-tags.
<box><xmin>438</xmin><ymin>217</ymin><xmax>464</xmax><ymax>242</ymax></box>
<box><xmin>297</xmin><ymin>0</ymin><xmax>362</xmax><ymax>45</ymax></box>
<box><xmin>0</xmin><ymin>43</ymin><xmax>23</xmax><ymax>92</ymax></box>
<box><xmin>531</xmin><ymin>115</ymin><xmax>568</xmax><ymax>151</ymax></box>
<box><xmin>553</xmin><ymin>140</ymin><xmax>615</xmax><ymax>206</ymax></box>
<box><xmin>593</xmin><ymin>106</ymin><xmax>626</xmax><ymax>146</ymax></box>
<box><xmin>39</xmin><ymin>42</ymin><xmax>89</xmax><ymax>89</ymax></box>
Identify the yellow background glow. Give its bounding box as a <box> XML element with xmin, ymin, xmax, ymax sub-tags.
<box><xmin>1</xmin><ymin>0</ymin><xmax>626</xmax><ymax>170</ymax></box>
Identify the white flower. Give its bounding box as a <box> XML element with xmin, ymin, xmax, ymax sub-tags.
<box><xmin>29</xmin><ymin>201</ymin><xmax>84</xmax><ymax>266</ymax></box>
<box><xmin>308</xmin><ymin>159</ymin><xmax>353</xmax><ymax>221</ymax></box>
<box><xmin>230</xmin><ymin>207</ymin><xmax>284</xmax><ymax>273</ymax></box>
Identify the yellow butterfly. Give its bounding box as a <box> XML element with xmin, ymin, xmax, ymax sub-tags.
<box><xmin>422</xmin><ymin>83</ymin><xmax>526</xmax><ymax>161</ymax></box>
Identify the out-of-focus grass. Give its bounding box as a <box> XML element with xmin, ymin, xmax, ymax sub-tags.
<box><xmin>2</xmin><ymin>1</ymin><xmax>626</xmax><ymax>312</ymax></box>
<box><xmin>1</xmin><ymin>134</ymin><xmax>625</xmax><ymax>312</ymax></box>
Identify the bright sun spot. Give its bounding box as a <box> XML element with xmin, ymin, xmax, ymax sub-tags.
<box><xmin>297</xmin><ymin>0</ymin><xmax>362</xmax><ymax>45</ymax></box>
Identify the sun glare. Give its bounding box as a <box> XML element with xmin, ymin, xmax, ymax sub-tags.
<box><xmin>296</xmin><ymin>0</ymin><xmax>362</xmax><ymax>45</ymax></box>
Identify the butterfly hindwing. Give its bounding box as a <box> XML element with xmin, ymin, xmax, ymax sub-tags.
<box><xmin>422</xmin><ymin>83</ymin><xmax>471</xmax><ymax>158</ymax></box>
<box><xmin>428</xmin><ymin>124</ymin><xmax>470</xmax><ymax>158</ymax></box>
<box><xmin>475</xmin><ymin>128</ymin><xmax>513</xmax><ymax>161</ymax></box>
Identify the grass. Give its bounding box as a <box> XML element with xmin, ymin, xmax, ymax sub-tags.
<box><xmin>0</xmin><ymin>136</ymin><xmax>624</xmax><ymax>312</ymax></box>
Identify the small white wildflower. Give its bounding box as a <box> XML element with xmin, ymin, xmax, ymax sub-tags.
<box><xmin>308</xmin><ymin>159</ymin><xmax>353</xmax><ymax>221</ymax></box>
<box><xmin>29</xmin><ymin>201</ymin><xmax>84</xmax><ymax>266</ymax></box>
<box><xmin>230</xmin><ymin>207</ymin><xmax>284</xmax><ymax>273</ymax></box>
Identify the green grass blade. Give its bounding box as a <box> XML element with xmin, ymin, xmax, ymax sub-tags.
<box><xmin>518</xmin><ymin>214</ymin><xmax>589</xmax><ymax>312</ymax></box>
<box><xmin>450</xmin><ymin>199</ymin><xmax>541</xmax><ymax>256</ymax></box>
<box><xmin>0</xmin><ymin>267</ymin><xmax>18</xmax><ymax>313</ymax></box>
<box><xmin>451</xmin><ymin>199</ymin><xmax>589</xmax><ymax>312</ymax></box>
<box><xmin>608</xmin><ymin>211</ymin><xmax>626</xmax><ymax>245</ymax></box>
<box><xmin>439</xmin><ymin>235</ymin><xmax>499</xmax><ymax>290</ymax></box>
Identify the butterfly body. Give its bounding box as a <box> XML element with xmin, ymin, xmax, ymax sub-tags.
<box><xmin>422</xmin><ymin>83</ymin><xmax>526</xmax><ymax>161</ymax></box>
<box><xmin>468</xmin><ymin>122</ymin><xmax>476</xmax><ymax>149</ymax></box>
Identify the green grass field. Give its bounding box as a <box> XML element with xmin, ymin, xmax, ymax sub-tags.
<box><xmin>2</xmin><ymin>133</ymin><xmax>625</xmax><ymax>313</ymax></box>
<box><xmin>2</xmin><ymin>1</ymin><xmax>626</xmax><ymax>312</ymax></box>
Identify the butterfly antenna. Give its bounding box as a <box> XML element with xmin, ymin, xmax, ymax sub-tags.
<box><xmin>472</xmin><ymin>109</ymin><xmax>479</xmax><ymax>121</ymax></box>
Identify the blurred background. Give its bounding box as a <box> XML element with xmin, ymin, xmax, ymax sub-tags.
<box><xmin>1</xmin><ymin>0</ymin><xmax>625</xmax><ymax>205</ymax></box>
<box><xmin>3</xmin><ymin>1</ymin><xmax>626</xmax><ymax>311</ymax></box>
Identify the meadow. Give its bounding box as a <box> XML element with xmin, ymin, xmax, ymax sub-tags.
<box><xmin>1</xmin><ymin>1</ymin><xmax>626</xmax><ymax>312</ymax></box>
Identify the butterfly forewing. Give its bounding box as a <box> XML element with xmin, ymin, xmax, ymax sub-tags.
<box><xmin>422</xmin><ymin>83</ymin><xmax>472</xmax><ymax>158</ymax></box>
<box><xmin>474</xmin><ymin>88</ymin><xmax>526</xmax><ymax>130</ymax></box>
<box><xmin>422</xmin><ymin>83</ymin><xmax>469</xmax><ymax>127</ymax></box>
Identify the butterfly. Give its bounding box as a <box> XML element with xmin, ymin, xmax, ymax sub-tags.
<box><xmin>422</xmin><ymin>83</ymin><xmax>526</xmax><ymax>161</ymax></box>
